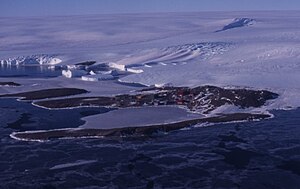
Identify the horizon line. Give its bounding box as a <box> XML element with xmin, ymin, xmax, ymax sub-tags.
<box><xmin>1</xmin><ymin>9</ymin><xmax>300</xmax><ymax>19</ymax></box>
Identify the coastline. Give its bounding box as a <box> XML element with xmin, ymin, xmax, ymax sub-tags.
<box><xmin>10</xmin><ymin>113</ymin><xmax>270</xmax><ymax>141</ymax></box>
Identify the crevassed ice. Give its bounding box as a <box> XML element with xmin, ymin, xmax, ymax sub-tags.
<box><xmin>0</xmin><ymin>54</ymin><xmax>62</xmax><ymax>66</ymax></box>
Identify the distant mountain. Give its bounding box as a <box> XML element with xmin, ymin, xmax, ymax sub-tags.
<box><xmin>216</xmin><ymin>18</ymin><xmax>255</xmax><ymax>32</ymax></box>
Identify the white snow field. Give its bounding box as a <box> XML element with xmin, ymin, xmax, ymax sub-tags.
<box><xmin>1</xmin><ymin>11</ymin><xmax>300</xmax><ymax>127</ymax></box>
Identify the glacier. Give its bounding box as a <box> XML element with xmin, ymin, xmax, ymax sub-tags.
<box><xmin>0</xmin><ymin>54</ymin><xmax>62</xmax><ymax>65</ymax></box>
<box><xmin>1</xmin><ymin>11</ymin><xmax>300</xmax><ymax>127</ymax></box>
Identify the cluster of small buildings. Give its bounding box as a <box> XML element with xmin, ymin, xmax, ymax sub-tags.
<box><xmin>111</xmin><ymin>87</ymin><xmax>199</xmax><ymax>110</ymax></box>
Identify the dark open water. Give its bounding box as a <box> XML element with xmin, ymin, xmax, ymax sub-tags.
<box><xmin>0</xmin><ymin>98</ymin><xmax>299</xmax><ymax>189</ymax></box>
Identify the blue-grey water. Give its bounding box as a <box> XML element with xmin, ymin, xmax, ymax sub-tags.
<box><xmin>0</xmin><ymin>65</ymin><xmax>61</xmax><ymax>78</ymax></box>
<box><xmin>0</xmin><ymin>98</ymin><xmax>299</xmax><ymax>189</ymax></box>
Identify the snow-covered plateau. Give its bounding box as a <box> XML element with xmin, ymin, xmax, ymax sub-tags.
<box><xmin>1</xmin><ymin>11</ymin><xmax>300</xmax><ymax>129</ymax></box>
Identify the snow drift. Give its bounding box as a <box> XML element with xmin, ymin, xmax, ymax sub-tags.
<box><xmin>114</xmin><ymin>42</ymin><xmax>231</xmax><ymax>67</ymax></box>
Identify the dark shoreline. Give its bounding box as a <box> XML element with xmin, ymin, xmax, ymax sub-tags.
<box><xmin>0</xmin><ymin>82</ymin><xmax>21</xmax><ymax>87</ymax></box>
<box><xmin>11</xmin><ymin>113</ymin><xmax>270</xmax><ymax>141</ymax></box>
<box><xmin>0</xmin><ymin>88</ymin><xmax>88</xmax><ymax>100</ymax></box>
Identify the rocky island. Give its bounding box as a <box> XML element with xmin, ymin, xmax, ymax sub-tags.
<box><xmin>2</xmin><ymin>85</ymin><xmax>278</xmax><ymax>141</ymax></box>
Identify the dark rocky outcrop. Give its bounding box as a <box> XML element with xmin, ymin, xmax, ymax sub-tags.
<box><xmin>75</xmin><ymin>61</ymin><xmax>96</xmax><ymax>66</ymax></box>
<box><xmin>216</xmin><ymin>18</ymin><xmax>255</xmax><ymax>32</ymax></box>
<box><xmin>0</xmin><ymin>88</ymin><xmax>88</xmax><ymax>100</ymax></box>
<box><xmin>0</xmin><ymin>82</ymin><xmax>21</xmax><ymax>87</ymax></box>
<box><xmin>33</xmin><ymin>85</ymin><xmax>278</xmax><ymax>114</ymax></box>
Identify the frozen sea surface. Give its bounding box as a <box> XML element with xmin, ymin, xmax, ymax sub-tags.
<box><xmin>0</xmin><ymin>101</ymin><xmax>299</xmax><ymax>188</ymax></box>
<box><xmin>82</xmin><ymin>106</ymin><xmax>203</xmax><ymax>129</ymax></box>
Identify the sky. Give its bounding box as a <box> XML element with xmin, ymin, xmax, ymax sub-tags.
<box><xmin>0</xmin><ymin>0</ymin><xmax>300</xmax><ymax>17</ymax></box>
